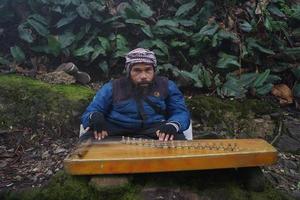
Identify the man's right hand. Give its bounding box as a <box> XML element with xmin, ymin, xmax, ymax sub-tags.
<box><xmin>89</xmin><ymin>112</ymin><xmax>108</xmax><ymax>140</ymax></box>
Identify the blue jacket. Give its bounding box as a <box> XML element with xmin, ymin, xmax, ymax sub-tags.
<box><xmin>81</xmin><ymin>76</ymin><xmax>190</xmax><ymax>132</ymax></box>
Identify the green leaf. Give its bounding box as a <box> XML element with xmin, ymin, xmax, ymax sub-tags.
<box><xmin>97</xmin><ymin>37</ymin><xmax>111</xmax><ymax>52</ymax></box>
<box><xmin>131</xmin><ymin>0</ymin><xmax>153</xmax><ymax>18</ymax></box>
<box><xmin>137</xmin><ymin>40</ymin><xmax>155</xmax><ymax>49</ymax></box>
<box><xmin>115</xmin><ymin>34</ymin><xmax>129</xmax><ymax>58</ymax></box>
<box><xmin>284</xmin><ymin>47</ymin><xmax>300</xmax><ymax>55</ymax></box>
<box><xmin>58</xmin><ymin>32</ymin><xmax>76</xmax><ymax>48</ymax></box>
<box><xmin>268</xmin><ymin>3</ymin><xmax>285</xmax><ymax>17</ymax></box>
<box><xmin>28</xmin><ymin>14</ymin><xmax>48</xmax><ymax>25</ymax></box>
<box><xmin>56</xmin><ymin>12</ymin><xmax>77</xmax><ymax>28</ymax></box>
<box><xmin>0</xmin><ymin>56</ymin><xmax>10</xmax><ymax>65</ymax></box>
<box><xmin>198</xmin><ymin>23</ymin><xmax>219</xmax><ymax>36</ymax></box>
<box><xmin>293</xmin><ymin>83</ymin><xmax>300</xmax><ymax>98</ymax></box>
<box><xmin>175</xmin><ymin>0</ymin><xmax>196</xmax><ymax>17</ymax></box>
<box><xmin>91</xmin><ymin>45</ymin><xmax>105</xmax><ymax>62</ymax></box>
<box><xmin>220</xmin><ymin>77</ymin><xmax>247</xmax><ymax>98</ymax></box>
<box><xmin>256</xmin><ymin>83</ymin><xmax>273</xmax><ymax>95</ymax></box>
<box><xmin>141</xmin><ymin>25</ymin><xmax>153</xmax><ymax>38</ymax></box>
<box><xmin>18</xmin><ymin>24</ymin><xmax>33</xmax><ymax>43</ymax></box>
<box><xmin>156</xmin><ymin>19</ymin><xmax>178</xmax><ymax>27</ymax></box>
<box><xmin>170</xmin><ymin>40</ymin><xmax>187</xmax><ymax>48</ymax></box>
<box><xmin>10</xmin><ymin>46</ymin><xmax>25</xmax><ymax>63</ymax></box>
<box><xmin>247</xmin><ymin>38</ymin><xmax>275</xmax><ymax>55</ymax></box>
<box><xmin>239</xmin><ymin>73</ymin><xmax>257</xmax><ymax>88</ymax></box>
<box><xmin>47</xmin><ymin>35</ymin><xmax>61</xmax><ymax>56</ymax></box>
<box><xmin>125</xmin><ymin>19</ymin><xmax>147</xmax><ymax>26</ymax></box>
<box><xmin>168</xmin><ymin>27</ymin><xmax>193</xmax><ymax>36</ymax></box>
<box><xmin>292</xmin><ymin>66</ymin><xmax>300</xmax><ymax>80</ymax></box>
<box><xmin>77</xmin><ymin>3</ymin><xmax>92</xmax><ymax>19</ymax></box>
<box><xmin>252</xmin><ymin>69</ymin><xmax>270</xmax><ymax>88</ymax></box>
<box><xmin>216</xmin><ymin>53</ymin><xmax>240</xmax><ymax>70</ymax></box>
<box><xmin>239</xmin><ymin>20</ymin><xmax>252</xmax><ymax>32</ymax></box>
<box><xmin>217</xmin><ymin>30</ymin><xmax>238</xmax><ymax>41</ymax></box>
<box><xmin>152</xmin><ymin>39</ymin><xmax>169</xmax><ymax>56</ymax></box>
<box><xmin>27</xmin><ymin>19</ymin><xmax>49</xmax><ymax>37</ymax></box>
<box><xmin>99</xmin><ymin>61</ymin><xmax>109</xmax><ymax>76</ymax></box>
<box><xmin>73</xmin><ymin>46</ymin><xmax>94</xmax><ymax>57</ymax></box>
<box><xmin>177</xmin><ymin>19</ymin><xmax>195</xmax><ymax>27</ymax></box>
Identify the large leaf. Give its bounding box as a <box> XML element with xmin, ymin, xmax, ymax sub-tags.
<box><xmin>27</xmin><ymin>18</ymin><xmax>49</xmax><ymax>37</ymax></box>
<box><xmin>56</xmin><ymin>12</ymin><xmax>77</xmax><ymax>28</ymax></box>
<box><xmin>256</xmin><ymin>83</ymin><xmax>273</xmax><ymax>95</ymax></box>
<box><xmin>91</xmin><ymin>45</ymin><xmax>105</xmax><ymax>62</ymax></box>
<box><xmin>114</xmin><ymin>34</ymin><xmax>129</xmax><ymax>57</ymax></box>
<box><xmin>131</xmin><ymin>0</ymin><xmax>153</xmax><ymax>18</ymax></box>
<box><xmin>0</xmin><ymin>56</ymin><xmax>9</xmax><ymax>65</ymax></box>
<box><xmin>284</xmin><ymin>47</ymin><xmax>300</xmax><ymax>55</ymax></box>
<box><xmin>216</xmin><ymin>53</ymin><xmax>240</xmax><ymax>70</ymax></box>
<box><xmin>246</xmin><ymin>38</ymin><xmax>275</xmax><ymax>55</ymax></box>
<box><xmin>28</xmin><ymin>14</ymin><xmax>48</xmax><ymax>25</ymax></box>
<box><xmin>252</xmin><ymin>69</ymin><xmax>270</xmax><ymax>88</ymax></box>
<box><xmin>125</xmin><ymin>19</ymin><xmax>147</xmax><ymax>26</ymax></box>
<box><xmin>73</xmin><ymin>46</ymin><xmax>94</xmax><ymax>57</ymax></box>
<box><xmin>220</xmin><ymin>77</ymin><xmax>247</xmax><ymax>98</ymax></box>
<box><xmin>18</xmin><ymin>24</ymin><xmax>34</xmax><ymax>43</ymax></box>
<box><xmin>175</xmin><ymin>0</ymin><xmax>196</xmax><ymax>17</ymax></box>
<box><xmin>152</xmin><ymin>39</ymin><xmax>169</xmax><ymax>56</ymax></box>
<box><xmin>47</xmin><ymin>35</ymin><xmax>61</xmax><ymax>56</ymax></box>
<box><xmin>156</xmin><ymin>19</ymin><xmax>178</xmax><ymax>27</ymax></box>
<box><xmin>98</xmin><ymin>37</ymin><xmax>111</xmax><ymax>52</ymax></box>
<box><xmin>293</xmin><ymin>83</ymin><xmax>300</xmax><ymax>98</ymax></box>
<box><xmin>10</xmin><ymin>46</ymin><xmax>25</xmax><ymax>63</ymax></box>
<box><xmin>268</xmin><ymin>3</ymin><xmax>285</xmax><ymax>17</ymax></box>
<box><xmin>239</xmin><ymin>20</ymin><xmax>252</xmax><ymax>32</ymax></box>
<box><xmin>58</xmin><ymin>32</ymin><xmax>76</xmax><ymax>48</ymax></box>
<box><xmin>77</xmin><ymin>3</ymin><xmax>92</xmax><ymax>19</ymax></box>
<box><xmin>292</xmin><ymin>66</ymin><xmax>300</xmax><ymax>80</ymax></box>
<box><xmin>141</xmin><ymin>25</ymin><xmax>153</xmax><ymax>38</ymax></box>
<box><xmin>99</xmin><ymin>61</ymin><xmax>109</xmax><ymax>76</ymax></box>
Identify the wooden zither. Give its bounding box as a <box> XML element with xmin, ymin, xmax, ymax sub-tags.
<box><xmin>64</xmin><ymin>137</ymin><xmax>278</xmax><ymax>175</ymax></box>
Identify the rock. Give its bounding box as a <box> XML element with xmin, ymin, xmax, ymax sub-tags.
<box><xmin>37</xmin><ymin>71</ymin><xmax>76</xmax><ymax>84</ymax></box>
<box><xmin>89</xmin><ymin>175</ymin><xmax>129</xmax><ymax>191</ymax></box>
<box><xmin>275</xmin><ymin>119</ymin><xmax>300</xmax><ymax>153</ymax></box>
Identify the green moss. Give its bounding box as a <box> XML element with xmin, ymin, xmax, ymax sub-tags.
<box><xmin>0</xmin><ymin>75</ymin><xmax>95</xmax><ymax>130</ymax></box>
<box><xmin>186</xmin><ymin>96</ymin><xmax>278</xmax><ymax>137</ymax></box>
<box><xmin>2</xmin><ymin>170</ymin><xmax>291</xmax><ymax>200</ymax></box>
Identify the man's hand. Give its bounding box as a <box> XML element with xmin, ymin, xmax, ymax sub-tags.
<box><xmin>155</xmin><ymin>123</ymin><xmax>178</xmax><ymax>141</ymax></box>
<box><xmin>89</xmin><ymin>112</ymin><xmax>108</xmax><ymax>140</ymax></box>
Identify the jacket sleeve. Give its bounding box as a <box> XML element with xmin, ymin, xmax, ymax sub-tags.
<box><xmin>165</xmin><ymin>80</ymin><xmax>190</xmax><ymax>132</ymax></box>
<box><xmin>81</xmin><ymin>82</ymin><xmax>113</xmax><ymax>128</ymax></box>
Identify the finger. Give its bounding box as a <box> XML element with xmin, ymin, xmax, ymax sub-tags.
<box><xmin>94</xmin><ymin>131</ymin><xmax>98</xmax><ymax>140</ymax></box>
<box><xmin>97</xmin><ymin>132</ymin><xmax>102</xmax><ymax>140</ymax></box>
<box><xmin>156</xmin><ymin>130</ymin><xmax>160</xmax><ymax>137</ymax></box>
<box><xmin>103</xmin><ymin>131</ymin><xmax>108</xmax><ymax>137</ymax></box>
<box><xmin>101</xmin><ymin>131</ymin><xmax>107</xmax><ymax>139</ymax></box>
<box><xmin>170</xmin><ymin>134</ymin><xmax>174</xmax><ymax>141</ymax></box>
<box><xmin>159</xmin><ymin>133</ymin><xmax>165</xmax><ymax>141</ymax></box>
<box><xmin>84</xmin><ymin>127</ymin><xmax>90</xmax><ymax>132</ymax></box>
<box><xmin>164</xmin><ymin>134</ymin><xmax>170</xmax><ymax>141</ymax></box>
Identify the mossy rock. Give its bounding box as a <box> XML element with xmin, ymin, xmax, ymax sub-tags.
<box><xmin>186</xmin><ymin>96</ymin><xmax>279</xmax><ymax>138</ymax></box>
<box><xmin>0</xmin><ymin>75</ymin><xmax>94</xmax><ymax>131</ymax></box>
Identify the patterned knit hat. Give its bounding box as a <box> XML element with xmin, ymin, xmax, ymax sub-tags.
<box><xmin>125</xmin><ymin>48</ymin><xmax>157</xmax><ymax>74</ymax></box>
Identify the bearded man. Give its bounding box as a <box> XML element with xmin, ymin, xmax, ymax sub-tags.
<box><xmin>80</xmin><ymin>48</ymin><xmax>191</xmax><ymax>141</ymax></box>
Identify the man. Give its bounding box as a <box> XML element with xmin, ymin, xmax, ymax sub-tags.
<box><xmin>80</xmin><ymin>48</ymin><xmax>190</xmax><ymax>141</ymax></box>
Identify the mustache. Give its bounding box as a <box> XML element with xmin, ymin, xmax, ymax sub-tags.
<box><xmin>137</xmin><ymin>81</ymin><xmax>152</xmax><ymax>85</ymax></box>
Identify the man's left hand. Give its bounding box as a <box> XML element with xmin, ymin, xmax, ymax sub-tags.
<box><xmin>155</xmin><ymin>123</ymin><xmax>178</xmax><ymax>141</ymax></box>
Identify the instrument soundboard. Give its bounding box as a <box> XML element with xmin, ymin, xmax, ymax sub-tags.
<box><xmin>64</xmin><ymin>137</ymin><xmax>278</xmax><ymax>175</ymax></box>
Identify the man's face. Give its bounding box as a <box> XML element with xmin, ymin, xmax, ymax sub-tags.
<box><xmin>130</xmin><ymin>63</ymin><xmax>154</xmax><ymax>87</ymax></box>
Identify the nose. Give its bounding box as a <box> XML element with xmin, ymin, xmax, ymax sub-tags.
<box><xmin>140</xmin><ymin>72</ymin><xmax>147</xmax><ymax>79</ymax></box>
